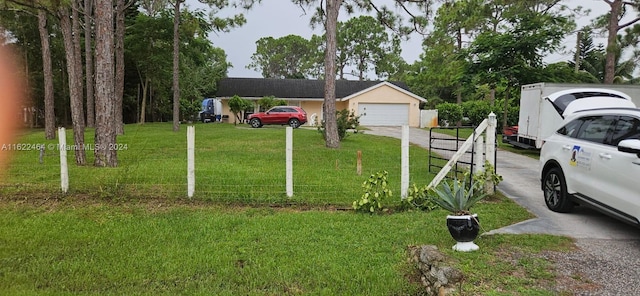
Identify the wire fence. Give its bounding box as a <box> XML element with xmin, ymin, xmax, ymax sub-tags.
<box><xmin>1</xmin><ymin>124</ymin><xmax>445</xmax><ymax>206</ymax></box>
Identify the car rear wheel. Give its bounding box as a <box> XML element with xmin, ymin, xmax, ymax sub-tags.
<box><xmin>543</xmin><ymin>167</ymin><xmax>574</xmax><ymax>213</ymax></box>
<box><xmin>249</xmin><ymin>118</ymin><xmax>262</xmax><ymax>128</ymax></box>
<box><xmin>288</xmin><ymin>118</ymin><xmax>301</xmax><ymax>128</ymax></box>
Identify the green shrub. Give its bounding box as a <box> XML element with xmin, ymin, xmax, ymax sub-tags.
<box><xmin>492</xmin><ymin>99</ymin><xmax>519</xmax><ymax>127</ymax></box>
<box><xmin>461</xmin><ymin>100</ymin><xmax>493</xmax><ymax>126</ymax></box>
<box><xmin>228</xmin><ymin>95</ymin><xmax>252</xmax><ymax>124</ymax></box>
<box><xmin>400</xmin><ymin>183</ymin><xmax>438</xmax><ymax>211</ymax></box>
<box><xmin>435</xmin><ymin>102</ymin><xmax>463</xmax><ymax>126</ymax></box>
<box><xmin>318</xmin><ymin>109</ymin><xmax>360</xmax><ymax>141</ymax></box>
<box><xmin>257</xmin><ymin>96</ymin><xmax>287</xmax><ymax>110</ymax></box>
<box><xmin>180</xmin><ymin>98</ymin><xmax>201</xmax><ymax>122</ymax></box>
<box><xmin>353</xmin><ymin>171</ymin><xmax>392</xmax><ymax>213</ymax></box>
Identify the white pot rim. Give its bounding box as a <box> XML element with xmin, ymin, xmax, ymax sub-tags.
<box><xmin>446</xmin><ymin>213</ymin><xmax>478</xmax><ymax>220</ymax></box>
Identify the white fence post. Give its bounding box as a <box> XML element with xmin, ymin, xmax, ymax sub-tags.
<box><xmin>58</xmin><ymin>127</ymin><xmax>68</xmax><ymax>193</ymax></box>
<box><xmin>401</xmin><ymin>125</ymin><xmax>409</xmax><ymax>199</ymax></box>
<box><xmin>286</xmin><ymin>127</ymin><xmax>293</xmax><ymax>198</ymax></box>
<box><xmin>485</xmin><ymin>112</ymin><xmax>497</xmax><ymax>194</ymax></box>
<box><xmin>187</xmin><ymin>126</ymin><xmax>195</xmax><ymax>198</ymax></box>
<box><xmin>474</xmin><ymin>135</ymin><xmax>484</xmax><ymax>175</ymax></box>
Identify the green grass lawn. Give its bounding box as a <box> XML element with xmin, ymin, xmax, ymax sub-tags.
<box><xmin>0</xmin><ymin>197</ymin><xmax>573</xmax><ymax>295</ymax></box>
<box><xmin>0</xmin><ymin>123</ymin><xmax>579</xmax><ymax>295</ymax></box>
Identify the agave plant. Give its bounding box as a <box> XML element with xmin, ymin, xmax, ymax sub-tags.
<box><xmin>430</xmin><ymin>179</ymin><xmax>487</xmax><ymax>216</ymax></box>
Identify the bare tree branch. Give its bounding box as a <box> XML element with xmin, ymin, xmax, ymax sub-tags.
<box><xmin>620</xmin><ymin>16</ymin><xmax>640</xmax><ymax>30</ymax></box>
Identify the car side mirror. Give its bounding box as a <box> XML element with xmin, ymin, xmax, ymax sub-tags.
<box><xmin>618</xmin><ymin>139</ymin><xmax>640</xmax><ymax>158</ymax></box>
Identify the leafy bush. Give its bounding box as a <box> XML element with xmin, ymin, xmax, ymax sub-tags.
<box><xmin>180</xmin><ymin>99</ymin><xmax>201</xmax><ymax>122</ymax></box>
<box><xmin>467</xmin><ymin>161</ymin><xmax>503</xmax><ymax>193</ymax></box>
<box><xmin>492</xmin><ymin>99</ymin><xmax>519</xmax><ymax>127</ymax></box>
<box><xmin>318</xmin><ymin>109</ymin><xmax>361</xmax><ymax>141</ymax></box>
<box><xmin>257</xmin><ymin>96</ymin><xmax>287</xmax><ymax>110</ymax></box>
<box><xmin>228</xmin><ymin>95</ymin><xmax>252</xmax><ymax>124</ymax></box>
<box><xmin>400</xmin><ymin>183</ymin><xmax>438</xmax><ymax>211</ymax></box>
<box><xmin>435</xmin><ymin>102</ymin><xmax>463</xmax><ymax>126</ymax></box>
<box><xmin>461</xmin><ymin>100</ymin><xmax>493</xmax><ymax>126</ymax></box>
<box><xmin>353</xmin><ymin>171</ymin><xmax>392</xmax><ymax>213</ymax></box>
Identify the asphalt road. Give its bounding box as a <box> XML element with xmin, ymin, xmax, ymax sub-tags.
<box><xmin>366</xmin><ymin>126</ymin><xmax>640</xmax><ymax>294</ymax></box>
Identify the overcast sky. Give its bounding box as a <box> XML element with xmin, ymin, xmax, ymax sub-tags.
<box><xmin>190</xmin><ymin>0</ymin><xmax>616</xmax><ymax>79</ymax></box>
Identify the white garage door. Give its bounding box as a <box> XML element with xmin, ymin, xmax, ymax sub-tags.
<box><xmin>358</xmin><ymin>103</ymin><xmax>409</xmax><ymax>126</ymax></box>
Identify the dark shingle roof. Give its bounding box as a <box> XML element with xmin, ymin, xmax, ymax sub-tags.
<box><xmin>215</xmin><ymin>78</ymin><xmax>411</xmax><ymax>99</ymax></box>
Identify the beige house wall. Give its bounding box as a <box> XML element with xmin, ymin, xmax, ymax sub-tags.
<box><xmin>344</xmin><ymin>85</ymin><xmax>423</xmax><ymax>127</ymax></box>
<box><xmin>218</xmin><ymin>99</ymin><xmax>236</xmax><ymax>123</ymax></box>
<box><xmin>299</xmin><ymin>101</ymin><xmax>322</xmax><ymax>126</ymax></box>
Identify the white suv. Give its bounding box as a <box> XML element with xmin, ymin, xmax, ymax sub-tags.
<box><xmin>539</xmin><ymin>107</ymin><xmax>640</xmax><ymax>226</ymax></box>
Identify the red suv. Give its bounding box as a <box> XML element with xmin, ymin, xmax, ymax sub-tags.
<box><xmin>247</xmin><ymin>106</ymin><xmax>307</xmax><ymax>128</ymax></box>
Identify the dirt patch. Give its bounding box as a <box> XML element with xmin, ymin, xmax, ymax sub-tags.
<box><xmin>0</xmin><ymin>192</ymin><xmax>352</xmax><ymax>214</ymax></box>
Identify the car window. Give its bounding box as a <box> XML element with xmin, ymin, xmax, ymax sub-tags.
<box><xmin>281</xmin><ymin>108</ymin><xmax>295</xmax><ymax>113</ymax></box>
<box><xmin>575</xmin><ymin>116</ymin><xmax>617</xmax><ymax>144</ymax></box>
<box><xmin>610</xmin><ymin>116</ymin><xmax>640</xmax><ymax>146</ymax></box>
<box><xmin>557</xmin><ymin>118</ymin><xmax>585</xmax><ymax>138</ymax></box>
<box><xmin>270</xmin><ymin>108</ymin><xmax>283</xmax><ymax>113</ymax></box>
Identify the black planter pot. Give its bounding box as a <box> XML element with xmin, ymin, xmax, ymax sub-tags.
<box><xmin>446</xmin><ymin>214</ymin><xmax>480</xmax><ymax>252</ymax></box>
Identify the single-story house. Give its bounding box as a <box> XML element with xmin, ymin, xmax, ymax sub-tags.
<box><xmin>214</xmin><ymin>78</ymin><xmax>427</xmax><ymax>127</ymax></box>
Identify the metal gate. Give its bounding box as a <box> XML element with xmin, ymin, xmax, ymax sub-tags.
<box><xmin>428</xmin><ymin>126</ymin><xmax>498</xmax><ymax>186</ymax></box>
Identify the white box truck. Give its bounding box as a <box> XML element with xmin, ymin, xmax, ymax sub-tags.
<box><xmin>503</xmin><ymin>83</ymin><xmax>639</xmax><ymax>149</ymax></box>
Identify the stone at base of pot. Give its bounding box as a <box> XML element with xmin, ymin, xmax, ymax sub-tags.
<box><xmin>452</xmin><ymin>241</ymin><xmax>479</xmax><ymax>252</ymax></box>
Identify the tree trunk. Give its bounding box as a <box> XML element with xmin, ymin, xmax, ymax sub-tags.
<box><xmin>172</xmin><ymin>0</ymin><xmax>183</xmax><ymax>132</ymax></box>
<box><xmin>502</xmin><ymin>86</ymin><xmax>510</xmax><ymax>129</ymax></box>
<box><xmin>358</xmin><ymin>57</ymin><xmax>365</xmax><ymax>80</ymax></box>
<box><xmin>489</xmin><ymin>88</ymin><xmax>495</xmax><ymax>107</ymax></box>
<box><xmin>323</xmin><ymin>0</ymin><xmax>342</xmax><ymax>149</ymax></box>
<box><xmin>94</xmin><ymin>0</ymin><xmax>117</xmax><ymax>167</ymax></box>
<box><xmin>72</xmin><ymin>0</ymin><xmax>84</xmax><ymax>112</ymax></box>
<box><xmin>136</xmin><ymin>83</ymin><xmax>140</xmax><ymax>122</ymax></box>
<box><xmin>115</xmin><ymin>0</ymin><xmax>126</xmax><ymax>134</ymax></box>
<box><xmin>58</xmin><ymin>7</ymin><xmax>86</xmax><ymax>165</ymax></box>
<box><xmin>84</xmin><ymin>0</ymin><xmax>95</xmax><ymax>128</ymax></box>
<box><xmin>139</xmin><ymin>77</ymin><xmax>149</xmax><ymax>124</ymax></box>
<box><xmin>150</xmin><ymin>84</ymin><xmax>156</xmax><ymax>122</ymax></box>
<box><xmin>455</xmin><ymin>28</ymin><xmax>463</xmax><ymax>127</ymax></box>
<box><xmin>604</xmin><ymin>0</ymin><xmax>622</xmax><ymax>84</ymax></box>
<box><xmin>38</xmin><ymin>9</ymin><xmax>55</xmax><ymax>140</ymax></box>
